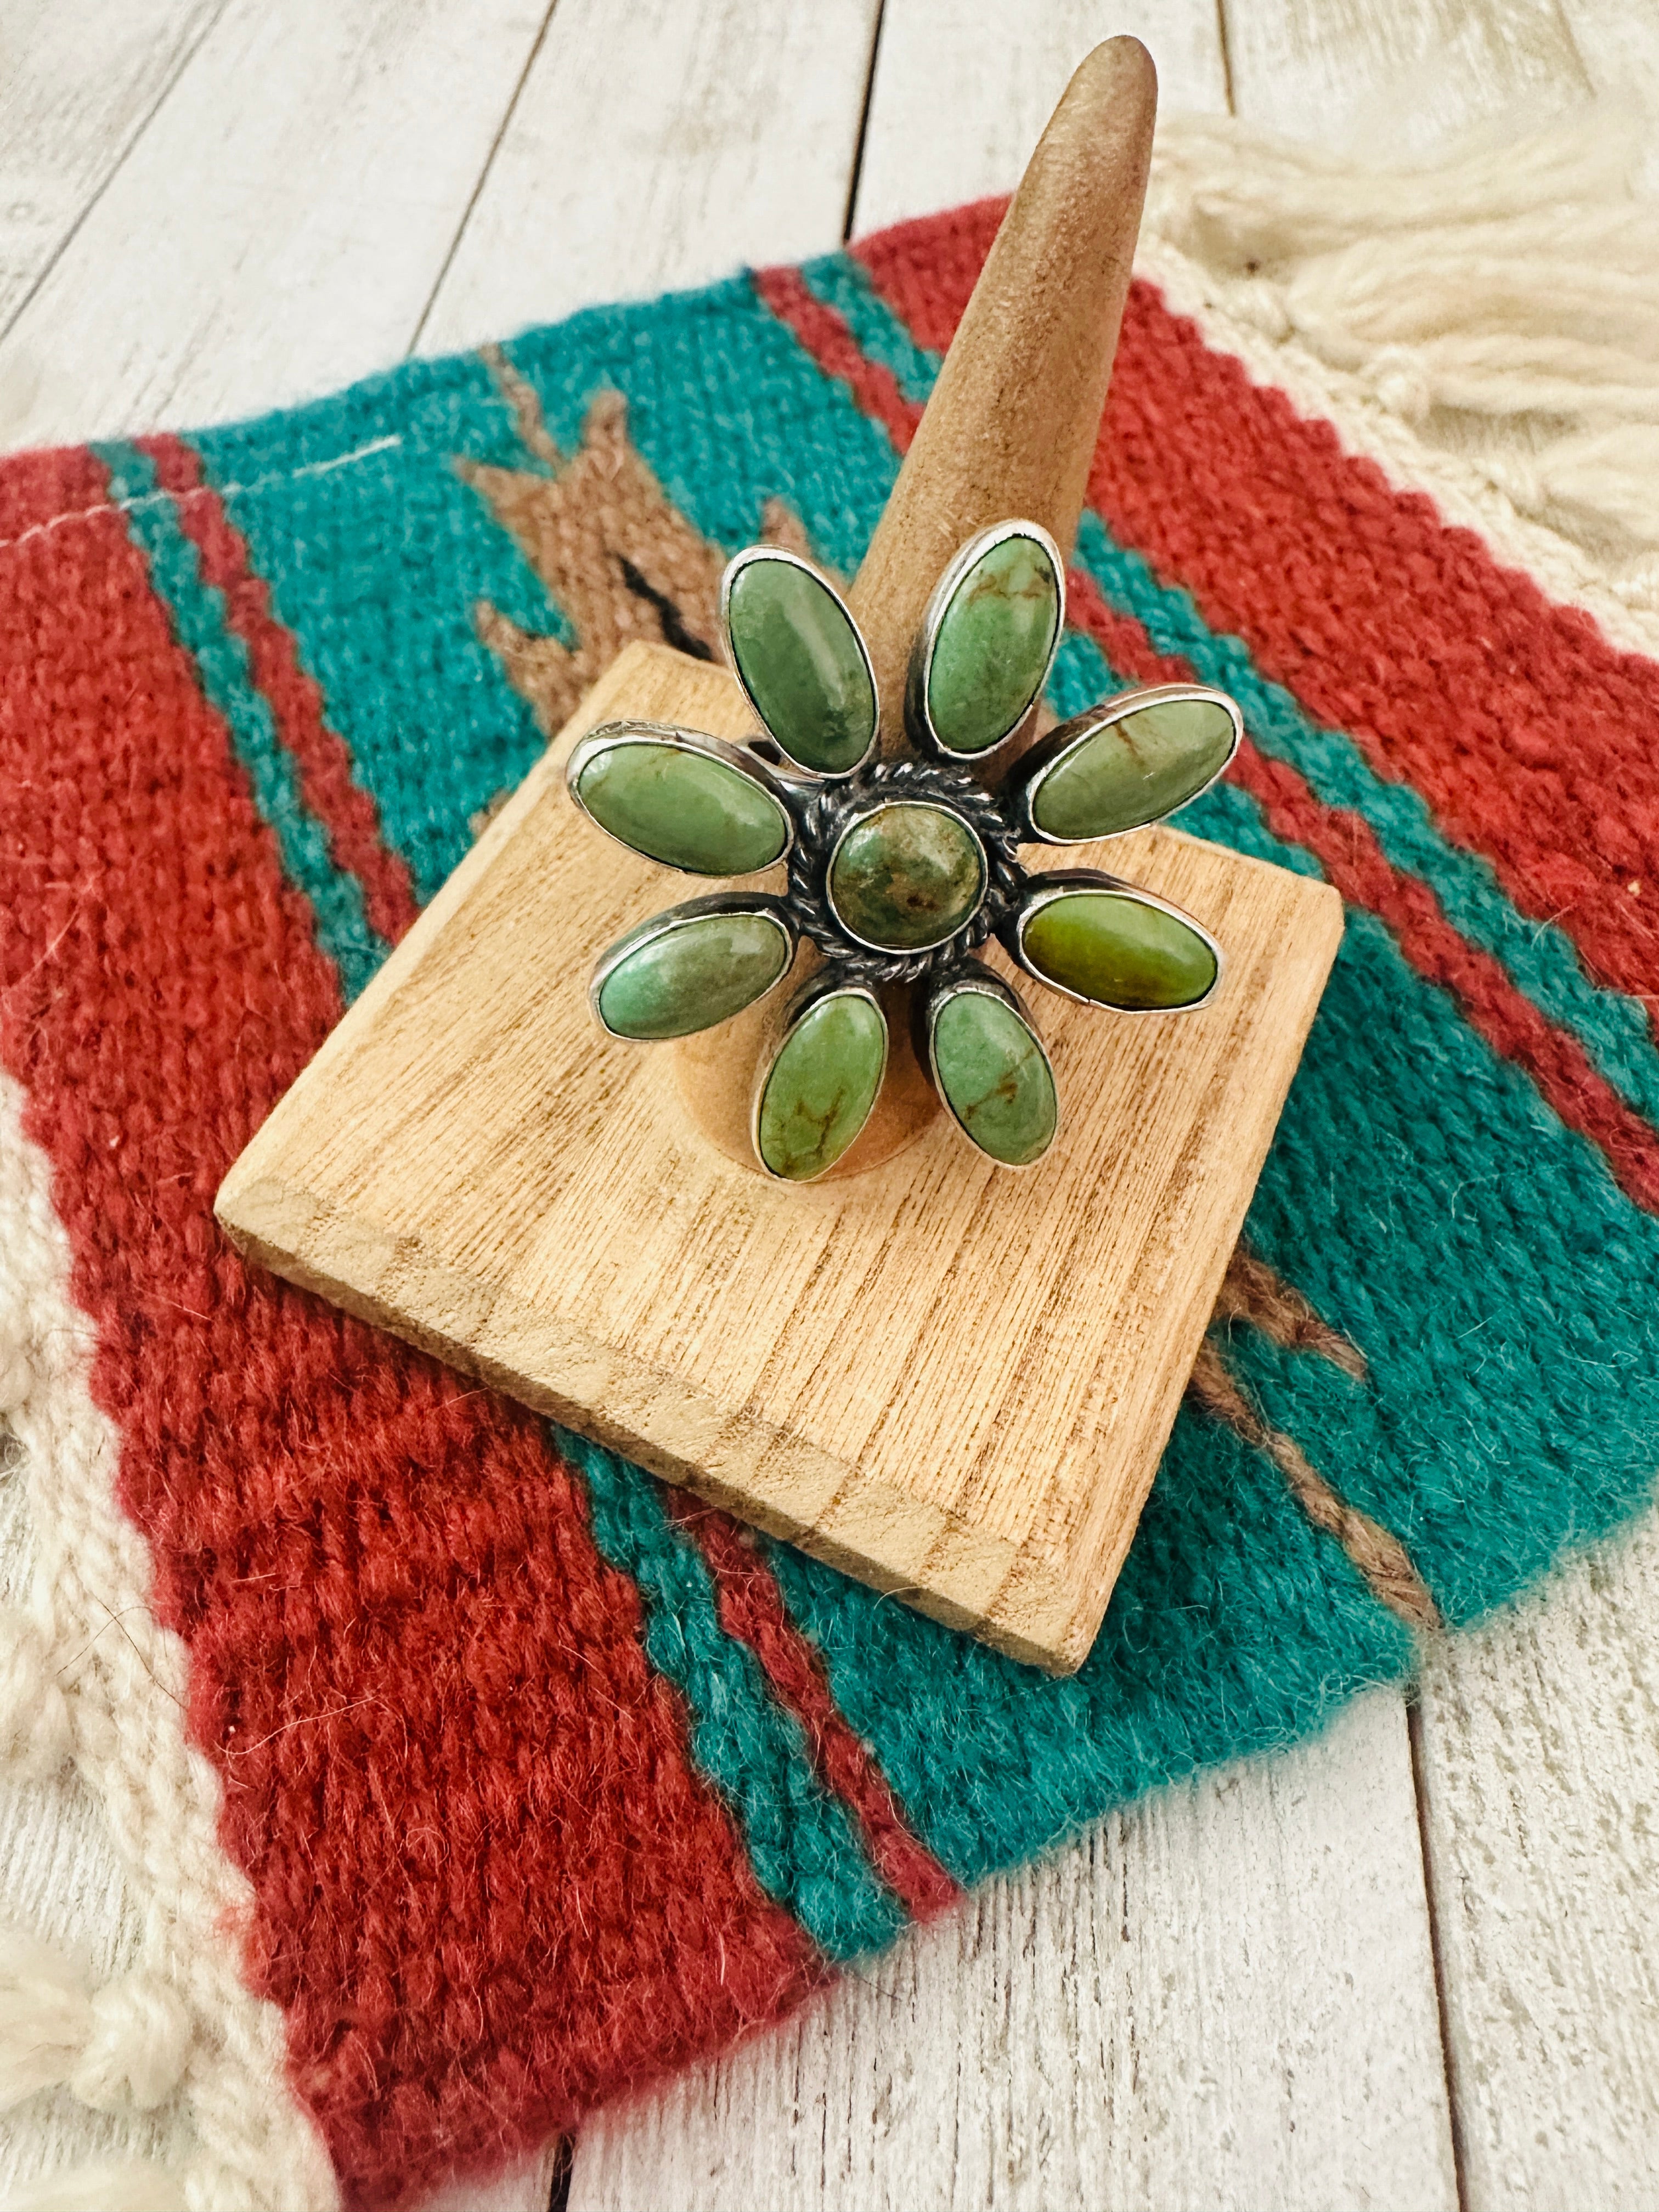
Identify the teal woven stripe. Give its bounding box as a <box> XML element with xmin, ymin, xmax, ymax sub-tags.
<box><xmin>193</xmin><ymin>354</ymin><xmax>550</xmax><ymax>911</ymax></box>
<box><xmin>558</xmin><ymin>1429</ymin><xmax>908</xmax><ymax>1961</ymax></box>
<box><xmin>1074</xmin><ymin>511</ymin><xmax>1659</xmax><ymax>1135</ymax></box>
<box><xmin>94</xmin><ymin>441</ymin><xmax>387</xmax><ymax>1003</ymax></box>
<box><xmin>800</xmin><ymin>251</ymin><xmax>936</xmax><ymax>405</ymax></box>
<box><xmin>799</xmin><ymin>254</ymin><xmax>1659</xmax><ymax>1138</ymax></box>
<box><xmin>763</xmin><ymin>1395</ymin><xmax>1415</xmax><ymax>1889</ymax></box>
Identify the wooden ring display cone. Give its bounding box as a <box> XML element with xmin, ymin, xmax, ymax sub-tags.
<box><xmin>215</xmin><ymin>41</ymin><xmax>1344</xmax><ymax>1673</ymax></box>
<box><xmin>675</xmin><ymin>35</ymin><xmax>1158</xmax><ymax>1177</ymax></box>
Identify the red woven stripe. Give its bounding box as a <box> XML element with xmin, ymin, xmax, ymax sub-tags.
<box><xmin>754</xmin><ymin>264</ymin><xmax>923</xmax><ymax>448</ymax></box>
<box><xmin>0</xmin><ymin>454</ymin><xmax>817</xmax><ymax>2207</ymax></box>
<box><xmin>1062</xmin><ymin>585</ymin><xmax>1659</xmax><ymax>1217</ymax></box>
<box><xmin>849</xmin><ymin>199</ymin><xmax>1003</xmax><ymax>356</ymax></box>
<box><xmin>853</xmin><ymin>204</ymin><xmax>1659</xmax><ymax>1022</ymax></box>
<box><xmin>138</xmin><ymin>432</ymin><xmax>420</xmax><ymax>948</ymax></box>
<box><xmin>1064</xmin><ymin>565</ymin><xmax>1189</xmax><ymax>685</ymax></box>
<box><xmin>1232</xmin><ymin>737</ymin><xmax>1659</xmax><ymax>1215</ymax></box>
<box><xmin>758</xmin><ymin>252</ymin><xmax>1659</xmax><ymax>1218</ymax></box>
<box><xmin>0</xmin><ymin>442</ymin><xmax>112</xmax><ymax>544</ymax></box>
<box><xmin>665</xmin><ymin>1494</ymin><xmax>960</xmax><ymax>1921</ymax></box>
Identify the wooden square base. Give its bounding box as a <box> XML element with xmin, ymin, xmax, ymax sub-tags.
<box><xmin>217</xmin><ymin>643</ymin><xmax>1342</xmax><ymax>1674</ymax></box>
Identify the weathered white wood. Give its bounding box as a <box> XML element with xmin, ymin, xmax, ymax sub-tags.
<box><xmin>418</xmin><ymin>2145</ymin><xmax>566</xmax><ymax>2212</ymax></box>
<box><xmin>851</xmin><ymin>0</ymin><xmax>1230</xmax><ymax>236</ymax></box>
<box><xmin>0</xmin><ymin>0</ymin><xmax>222</xmax><ymax>337</ymax></box>
<box><xmin>1219</xmin><ymin>14</ymin><xmax>1659</xmax><ymax>2212</ymax></box>
<box><xmin>417</xmin><ymin>0</ymin><xmax>883</xmax><ymax>358</ymax></box>
<box><xmin>1414</xmin><ymin>1513</ymin><xmax>1659</xmax><ymax>2211</ymax></box>
<box><xmin>1560</xmin><ymin>0</ymin><xmax>1659</xmax><ymax>184</ymax></box>
<box><xmin>571</xmin><ymin>1688</ymin><xmax>1456</xmax><ymax>2212</ymax></box>
<box><xmin>1221</xmin><ymin>0</ymin><xmax>1592</xmax><ymax>152</ymax></box>
<box><xmin>0</xmin><ymin>0</ymin><xmax>554</xmax><ymax>455</ymax></box>
<box><xmin>1564</xmin><ymin>0</ymin><xmax>1659</xmax><ymax>94</ymax></box>
<box><xmin>0</xmin><ymin>1460</ymin><xmax>178</xmax><ymax>2199</ymax></box>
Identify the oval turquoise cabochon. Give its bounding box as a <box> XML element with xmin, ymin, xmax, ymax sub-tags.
<box><xmin>756</xmin><ymin>989</ymin><xmax>888</xmax><ymax>1181</ymax></box>
<box><xmin>725</xmin><ymin>554</ymin><xmax>876</xmax><ymax>776</ymax></box>
<box><xmin>924</xmin><ymin>528</ymin><xmax>1061</xmax><ymax>755</ymax></box>
<box><xmin>1019</xmin><ymin>888</ymin><xmax>1218</xmax><ymax>1011</ymax></box>
<box><xmin>1028</xmin><ymin>695</ymin><xmax>1238</xmax><ymax>842</ymax></box>
<box><xmin>575</xmin><ymin>737</ymin><xmax>791</xmax><ymax>876</ymax></box>
<box><xmin>596</xmin><ymin>907</ymin><xmax>792</xmax><ymax>1040</ymax></box>
<box><xmin>930</xmin><ymin>984</ymin><xmax>1058</xmax><ymax>1166</ymax></box>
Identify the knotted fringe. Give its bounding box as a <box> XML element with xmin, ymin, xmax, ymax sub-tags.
<box><xmin>0</xmin><ymin>1073</ymin><xmax>340</xmax><ymax>2212</ymax></box>
<box><xmin>1148</xmin><ymin>103</ymin><xmax>1659</xmax><ymax>596</ymax></box>
<box><xmin>0</xmin><ymin>1928</ymin><xmax>194</xmax><ymax>2119</ymax></box>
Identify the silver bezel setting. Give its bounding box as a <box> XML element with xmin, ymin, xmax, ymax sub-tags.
<box><xmin>588</xmin><ymin>891</ymin><xmax>797</xmax><ymax>1043</ymax></box>
<box><xmin>1003</xmin><ymin>868</ymin><xmax>1226</xmax><ymax>1014</ymax></box>
<box><xmin>905</xmin><ymin>517</ymin><xmax>1065</xmax><ymax>763</ymax></box>
<box><xmin>824</xmin><ymin>798</ymin><xmax>990</xmax><ymax>956</ymax></box>
<box><xmin>1007</xmin><ymin>682</ymin><xmax>1244</xmax><ymax>845</ymax></box>
<box><xmin>749</xmin><ymin>972</ymin><xmax>890</xmax><ymax>1183</ymax></box>
<box><xmin>718</xmin><ymin>544</ymin><xmax>879</xmax><ymax>781</ymax></box>
<box><xmin>921</xmin><ymin>962</ymin><xmax>1058</xmax><ymax>1170</ymax></box>
<box><xmin>566</xmin><ymin>719</ymin><xmax>797</xmax><ymax>874</ymax></box>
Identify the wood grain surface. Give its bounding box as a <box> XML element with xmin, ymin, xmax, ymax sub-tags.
<box><xmin>1415</xmin><ymin>1519</ymin><xmax>1659</xmax><ymax>2212</ymax></box>
<box><xmin>216</xmin><ymin>640</ymin><xmax>1342</xmax><ymax>1673</ymax></box>
<box><xmin>0</xmin><ymin>0</ymin><xmax>222</xmax><ymax>338</ymax></box>
<box><xmin>416</xmin><ymin>0</ymin><xmax>884</xmax><ymax>356</ymax></box>
<box><xmin>0</xmin><ymin>0</ymin><xmax>554</xmax><ymax>448</ymax></box>
<box><xmin>2</xmin><ymin>1</ymin><xmax>1656</xmax><ymax>2207</ymax></box>
<box><xmin>572</xmin><ymin>1688</ymin><xmax>1457</xmax><ymax>2212</ymax></box>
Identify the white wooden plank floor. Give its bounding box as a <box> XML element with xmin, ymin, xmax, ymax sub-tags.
<box><xmin>0</xmin><ymin>4</ymin><xmax>1655</xmax><ymax>2209</ymax></box>
<box><xmin>572</xmin><ymin>1688</ymin><xmax>1456</xmax><ymax>2212</ymax></box>
<box><xmin>417</xmin><ymin>0</ymin><xmax>884</xmax><ymax>352</ymax></box>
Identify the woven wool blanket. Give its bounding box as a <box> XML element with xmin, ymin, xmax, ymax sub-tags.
<box><xmin>1</xmin><ymin>196</ymin><xmax>1657</xmax><ymax>2210</ymax></box>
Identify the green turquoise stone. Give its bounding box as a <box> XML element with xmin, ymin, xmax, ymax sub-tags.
<box><xmin>1029</xmin><ymin>697</ymin><xmax>1237</xmax><ymax>841</ymax></box>
<box><xmin>926</xmin><ymin>531</ymin><xmax>1060</xmax><ymax>755</ymax></box>
<box><xmin>576</xmin><ymin>738</ymin><xmax>789</xmax><ymax>875</ymax></box>
<box><xmin>596</xmin><ymin>908</ymin><xmax>791</xmax><ymax>1040</ymax></box>
<box><xmin>1020</xmin><ymin>889</ymin><xmax>1218</xmax><ymax>1010</ymax></box>
<box><xmin>932</xmin><ymin>987</ymin><xmax>1057</xmax><ymax>1166</ymax></box>
<box><xmin>828</xmin><ymin>802</ymin><xmax>987</xmax><ymax>952</ymax></box>
<box><xmin>726</xmin><ymin>556</ymin><xmax>876</xmax><ymax>775</ymax></box>
<box><xmin>757</xmin><ymin>990</ymin><xmax>887</xmax><ymax>1181</ymax></box>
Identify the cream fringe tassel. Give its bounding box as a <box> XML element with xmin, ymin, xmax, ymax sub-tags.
<box><xmin>1146</xmin><ymin>101</ymin><xmax>1659</xmax><ymax>601</ymax></box>
<box><xmin>0</xmin><ymin>1070</ymin><xmax>338</xmax><ymax>2212</ymax></box>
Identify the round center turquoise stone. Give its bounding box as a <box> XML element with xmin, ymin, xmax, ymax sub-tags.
<box><xmin>827</xmin><ymin>802</ymin><xmax>988</xmax><ymax>952</ymax></box>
